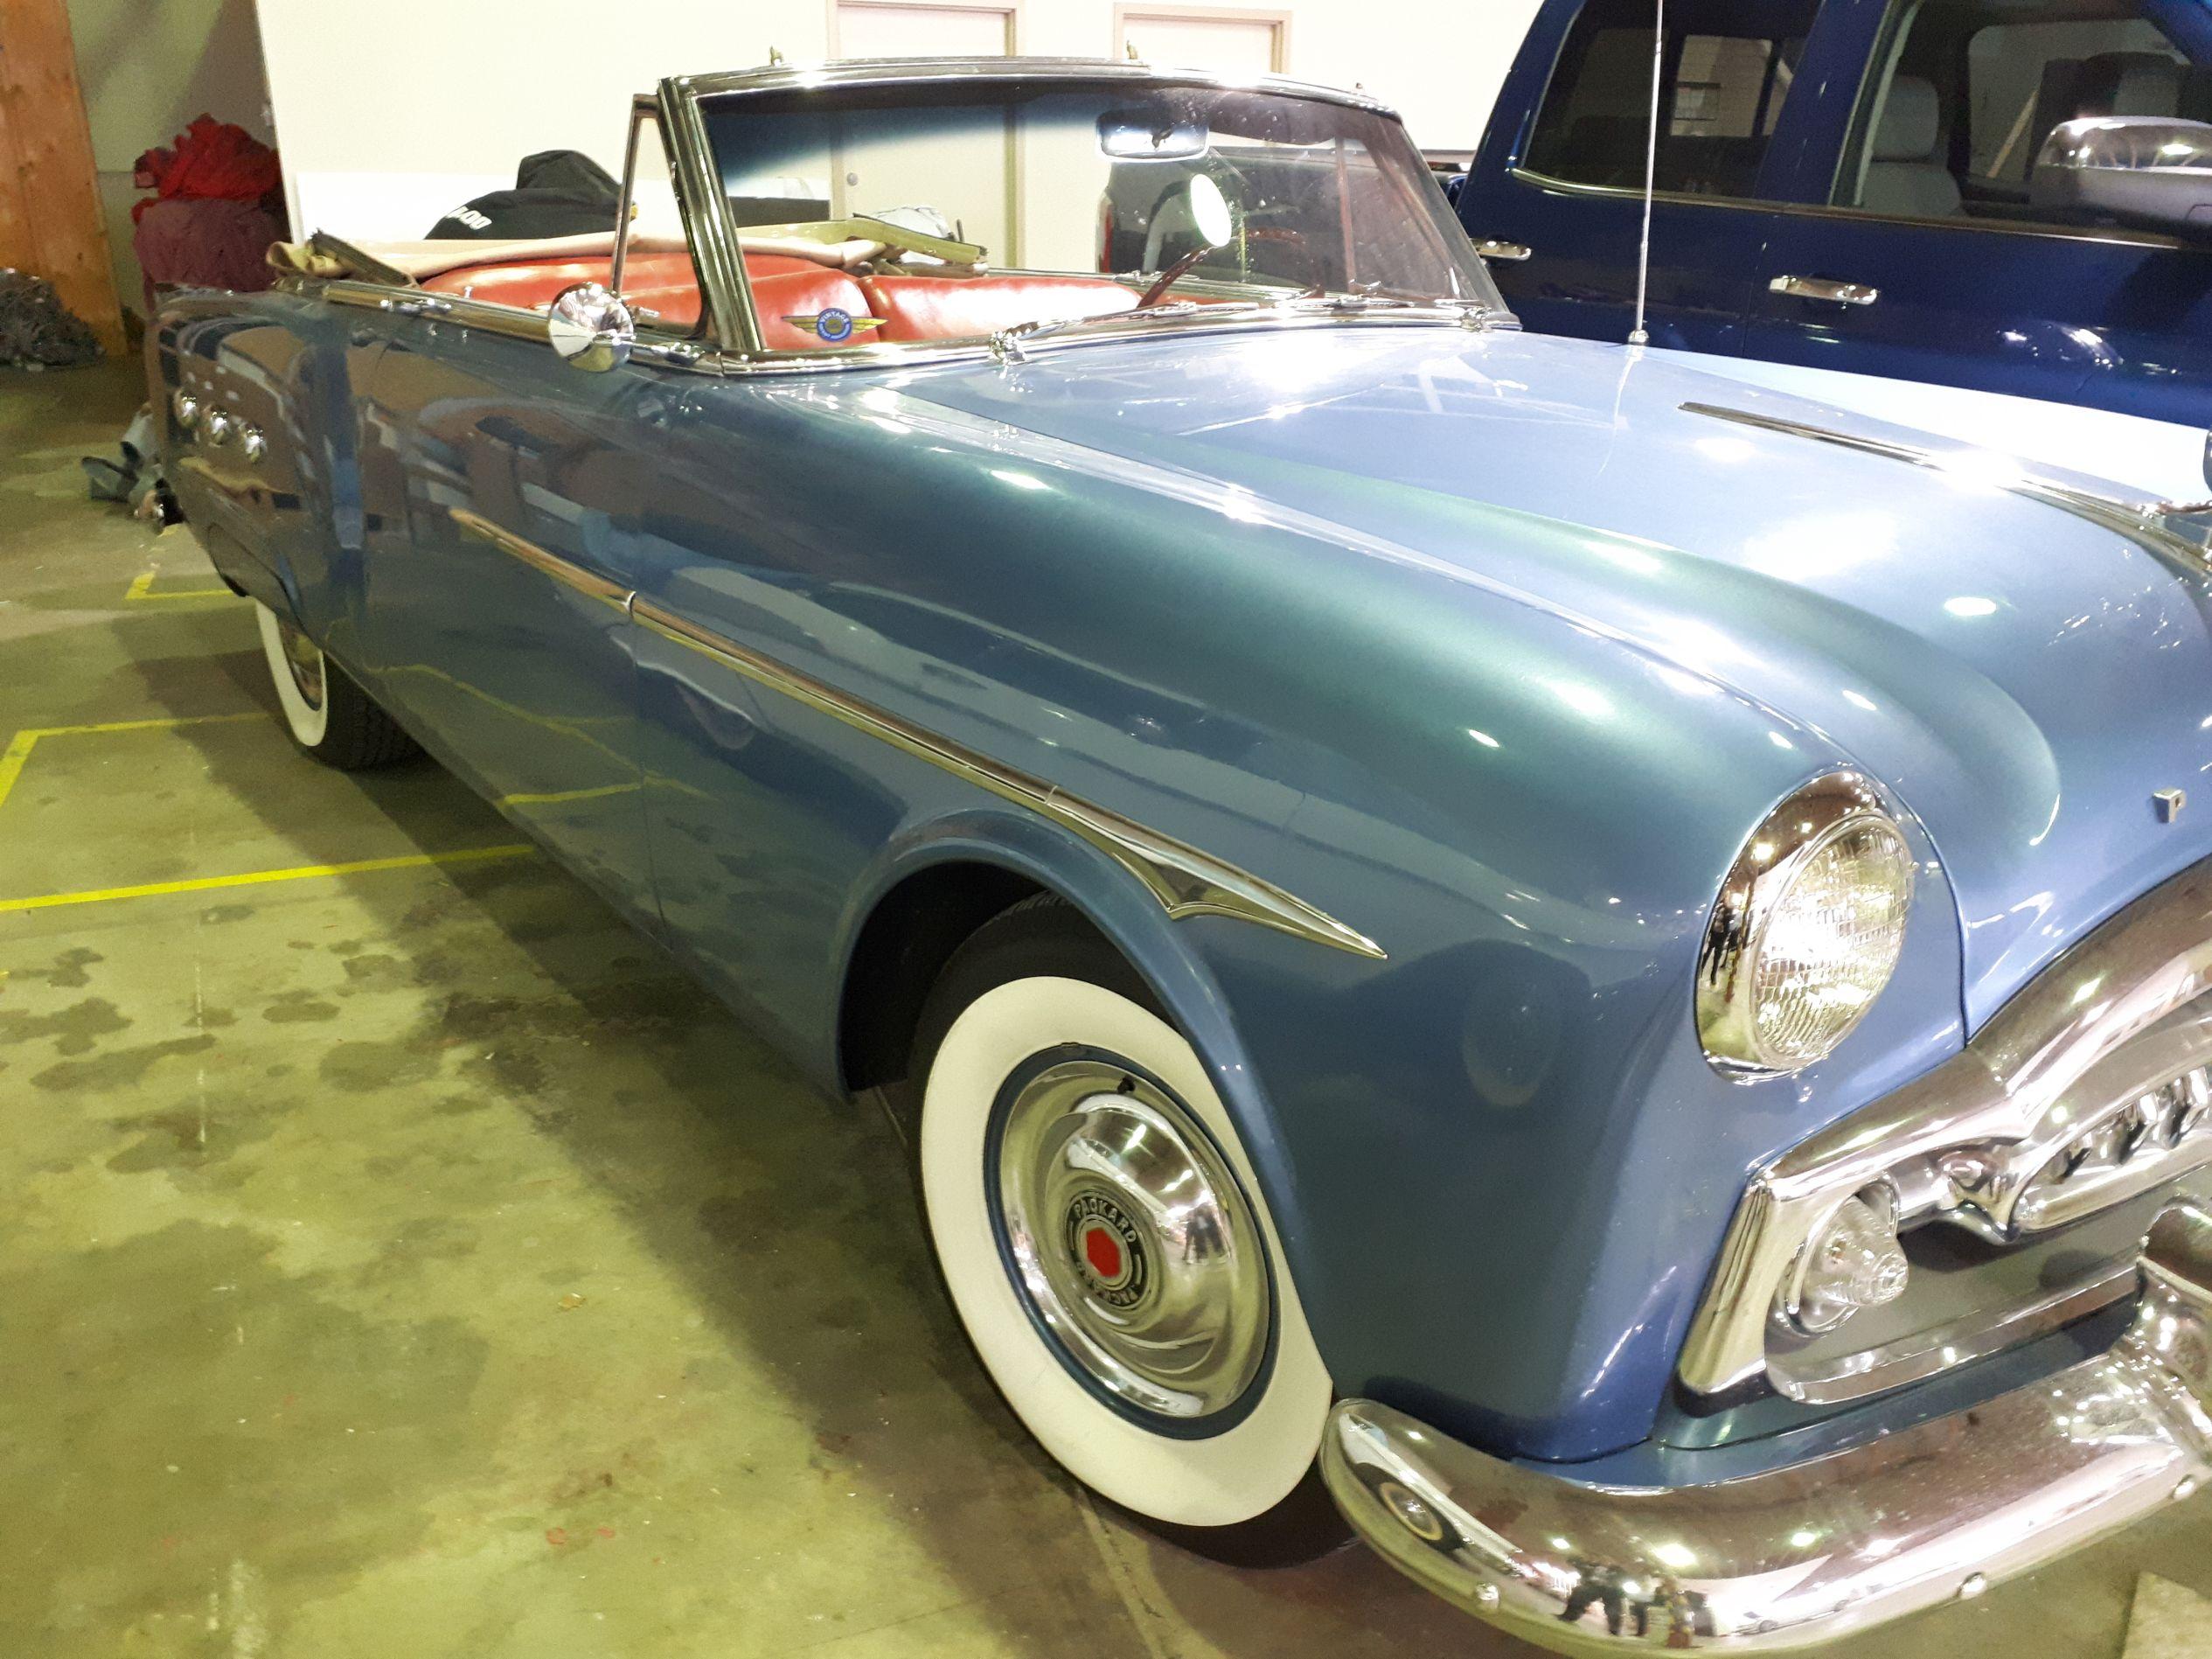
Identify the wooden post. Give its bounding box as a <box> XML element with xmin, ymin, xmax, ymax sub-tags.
<box><xmin>0</xmin><ymin>0</ymin><xmax>127</xmax><ymax>359</ymax></box>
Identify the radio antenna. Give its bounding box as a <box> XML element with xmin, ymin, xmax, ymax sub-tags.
<box><xmin>1629</xmin><ymin>0</ymin><xmax>1664</xmax><ymax>346</ymax></box>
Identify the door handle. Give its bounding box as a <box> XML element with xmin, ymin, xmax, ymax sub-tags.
<box><xmin>1475</xmin><ymin>240</ymin><xmax>1533</xmax><ymax>262</ymax></box>
<box><xmin>386</xmin><ymin>295</ymin><xmax>454</xmax><ymax>317</ymax></box>
<box><xmin>1769</xmin><ymin>275</ymin><xmax>1879</xmax><ymax>307</ymax></box>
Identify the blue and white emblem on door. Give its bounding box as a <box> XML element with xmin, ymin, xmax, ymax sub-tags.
<box><xmin>783</xmin><ymin>306</ymin><xmax>885</xmax><ymax>344</ymax></box>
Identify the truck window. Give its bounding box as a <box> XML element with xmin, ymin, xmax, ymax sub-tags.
<box><xmin>1838</xmin><ymin>1</ymin><xmax>2204</xmax><ymax>223</ymax></box>
<box><xmin>1969</xmin><ymin>13</ymin><xmax>2195</xmax><ymax>187</ymax></box>
<box><xmin>1522</xmin><ymin>0</ymin><xmax>1821</xmax><ymax>199</ymax></box>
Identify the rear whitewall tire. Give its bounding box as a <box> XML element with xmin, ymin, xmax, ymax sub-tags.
<box><xmin>254</xmin><ymin>601</ymin><xmax>417</xmax><ymax>770</ymax></box>
<box><xmin>920</xmin><ymin>972</ymin><xmax>1333</xmax><ymax>1530</ymax></box>
<box><xmin>256</xmin><ymin>600</ymin><xmax>329</xmax><ymax>748</ymax></box>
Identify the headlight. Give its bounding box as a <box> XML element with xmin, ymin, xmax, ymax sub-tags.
<box><xmin>1697</xmin><ymin>773</ymin><xmax>1914</xmax><ymax>1075</ymax></box>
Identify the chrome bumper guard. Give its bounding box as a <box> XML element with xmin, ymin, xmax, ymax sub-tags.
<box><xmin>1322</xmin><ymin>1200</ymin><xmax>2212</xmax><ymax>1652</ymax></box>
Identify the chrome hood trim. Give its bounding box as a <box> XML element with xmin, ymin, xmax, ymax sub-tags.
<box><xmin>1325</xmin><ymin>1200</ymin><xmax>2212</xmax><ymax>1652</ymax></box>
<box><xmin>1683</xmin><ymin>401</ymin><xmax>2212</xmax><ymax>574</ymax></box>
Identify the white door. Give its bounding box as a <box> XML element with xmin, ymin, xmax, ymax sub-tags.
<box><xmin>1115</xmin><ymin>8</ymin><xmax>1284</xmax><ymax>76</ymax></box>
<box><xmin>831</xmin><ymin>3</ymin><xmax>1016</xmax><ymax>261</ymax></box>
<box><xmin>834</xmin><ymin>3</ymin><xmax>1012</xmax><ymax>58</ymax></box>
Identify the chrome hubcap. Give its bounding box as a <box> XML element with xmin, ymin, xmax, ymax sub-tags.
<box><xmin>275</xmin><ymin>617</ymin><xmax>324</xmax><ymax>710</ymax></box>
<box><xmin>997</xmin><ymin>1056</ymin><xmax>1270</xmax><ymax>1419</ymax></box>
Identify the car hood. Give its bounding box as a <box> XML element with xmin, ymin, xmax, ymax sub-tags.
<box><xmin>902</xmin><ymin>324</ymin><xmax>2212</xmax><ymax>1028</ymax></box>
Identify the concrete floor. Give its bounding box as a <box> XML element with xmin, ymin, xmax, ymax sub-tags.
<box><xmin>3</xmin><ymin>359</ymin><xmax>2209</xmax><ymax>1659</ymax></box>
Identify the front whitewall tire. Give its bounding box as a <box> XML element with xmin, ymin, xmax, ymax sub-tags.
<box><xmin>920</xmin><ymin>974</ymin><xmax>1332</xmax><ymax>1528</ymax></box>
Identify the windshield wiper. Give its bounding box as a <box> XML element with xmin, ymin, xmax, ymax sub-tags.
<box><xmin>991</xmin><ymin>293</ymin><xmax>1503</xmax><ymax>361</ymax></box>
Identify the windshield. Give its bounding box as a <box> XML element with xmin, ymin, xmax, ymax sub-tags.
<box><xmin>696</xmin><ymin>74</ymin><xmax>1502</xmax><ymax>353</ymax></box>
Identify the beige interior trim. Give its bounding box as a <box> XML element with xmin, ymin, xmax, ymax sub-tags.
<box><xmin>264</xmin><ymin>227</ymin><xmax>904</xmax><ymax>286</ymax></box>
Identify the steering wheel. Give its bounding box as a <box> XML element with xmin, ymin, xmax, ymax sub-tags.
<box><xmin>1136</xmin><ymin>227</ymin><xmax>1320</xmax><ymax>310</ymax></box>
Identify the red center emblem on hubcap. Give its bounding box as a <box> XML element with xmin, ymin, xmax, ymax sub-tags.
<box><xmin>1065</xmin><ymin>1192</ymin><xmax>1147</xmax><ymax>1309</ymax></box>
<box><xmin>1082</xmin><ymin>1223</ymin><xmax>1123</xmax><ymax>1281</ymax></box>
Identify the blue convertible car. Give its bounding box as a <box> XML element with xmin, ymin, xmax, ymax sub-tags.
<box><xmin>157</xmin><ymin>56</ymin><xmax>2212</xmax><ymax>1652</ymax></box>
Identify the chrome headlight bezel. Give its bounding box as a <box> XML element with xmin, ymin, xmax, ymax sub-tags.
<box><xmin>1697</xmin><ymin>772</ymin><xmax>1915</xmax><ymax>1077</ymax></box>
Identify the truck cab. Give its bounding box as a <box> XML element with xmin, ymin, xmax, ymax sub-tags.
<box><xmin>1457</xmin><ymin>0</ymin><xmax>2212</xmax><ymax>427</ymax></box>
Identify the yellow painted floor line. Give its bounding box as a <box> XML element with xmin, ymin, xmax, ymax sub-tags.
<box><xmin>126</xmin><ymin>571</ymin><xmax>235</xmax><ymax>602</ymax></box>
<box><xmin>500</xmin><ymin>782</ymin><xmax>641</xmax><ymax>807</ymax></box>
<box><xmin>0</xmin><ymin>711</ymin><xmax>264</xmax><ymax>814</ymax></box>
<box><xmin>0</xmin><ymin>844</ymin><xmax>535</xmax><ymax>916</ymax></box>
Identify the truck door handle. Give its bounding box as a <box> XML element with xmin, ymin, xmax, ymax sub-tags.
<box><xmin>1475</xmin><ymin>240</ymin><xmax>1533</xmax><ymax>262</ymax></box>
<box><xmin>1769</xmin><ymin>275</ymin><xmax>1879</xmax><ymax>307</ymax></box>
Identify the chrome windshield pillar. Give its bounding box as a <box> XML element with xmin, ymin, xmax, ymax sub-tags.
<box><xmin>1324</xmin><ymin>1200</ymin><xmax>2212</xmax><ymax>1652</ymax></box>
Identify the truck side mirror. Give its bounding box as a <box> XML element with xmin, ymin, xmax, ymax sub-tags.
<box><xmin>2031</xmin><ymin>115</ymin><xmax>2212</xmax><ymax>238</ymax></box>
<box><xmin>547</xmin><ymin>282</ymin><xmax>636</xmax><ymax>373</ymax></box>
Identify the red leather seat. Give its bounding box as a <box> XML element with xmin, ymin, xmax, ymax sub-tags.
<box><xmin>862</xmin><ymin>274</ymin><xmax>1137</xmax><ymax>343</ymax></box>
<box><xmin>421</xmin><ymin>249</ymin><xmax>706</xmax><ymax>330</ymax></box>
<box><xmin>416</xmin><ymin>254</ymin><xmax>1141</xmax><ymax>351</ymax></box>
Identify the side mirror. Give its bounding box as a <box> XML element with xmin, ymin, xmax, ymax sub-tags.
<box><xmin>2032</xmin><ymin>115</ymin><xmax>2212</xmax><ymax>237</ymax></box>
<box><xmin>1187</xmin><ymin>173</ymin><xmax>1235</xmax><ymax>250</ymax></box>
<box><xmin>547</xmin><ymin>282</ymin><xmax>635</xmax><ymax>372</ymax></box>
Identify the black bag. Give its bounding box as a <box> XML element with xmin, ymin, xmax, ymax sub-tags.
<box><xmin>425</xmin><ymin>150</ymin><xmax>621</xmax><ymax>240</ymax></box>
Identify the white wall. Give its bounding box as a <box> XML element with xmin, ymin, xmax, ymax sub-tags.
<box><xmin>255</xmin><ymin>0</ymin><xmax>1541</xmax><ymax>240</ymax></box>
<box><xmin>66</xmin><ymin>0</ymin><xmax>276</xmax><ymax>313</ymax></box>
<box><xmin>1297</xmin><ymin>0</ymin><xmax>1543</xmax><ymax>154</ymax></box>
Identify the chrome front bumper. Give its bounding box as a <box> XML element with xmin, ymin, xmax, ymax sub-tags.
<box><xmin>1321</xmin><ymin>1200</ymin><xmax>2212</xmax><ymax>1652</ymax></box>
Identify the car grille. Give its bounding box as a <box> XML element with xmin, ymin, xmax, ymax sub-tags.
<box><xmin>2014</xmin><ymin>1064</ymin><xmax>2212</xmax><ymax>1234</ymax></box>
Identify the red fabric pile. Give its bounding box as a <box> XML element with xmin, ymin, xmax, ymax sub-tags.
<box><xmin>132</xmin><ymin>117</ymin><xmax>282</xmax><ymax>221</ymax></box>
<box><xmin>130</xmin><ymin>117</ymin><xmax>286</xmax><ymax>298</ymax></box>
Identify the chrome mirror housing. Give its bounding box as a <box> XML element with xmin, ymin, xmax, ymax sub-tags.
<box><xmin>2032</xmin><ymin>115</ymin><xmax>2212</xmax><ymax>237</ymax></box>
<box><xmin>547</xmin><ymin>282</ymin><xmax>636</xmax><ymax>372</ymax></box>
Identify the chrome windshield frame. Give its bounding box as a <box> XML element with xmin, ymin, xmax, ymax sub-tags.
<box><xmin>655</xmin><ymin>56</ymin><xmax>1509</xmax><ymax>373</ymax></box>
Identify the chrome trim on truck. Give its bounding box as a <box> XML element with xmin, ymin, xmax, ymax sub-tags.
<box><xmin>1681</xmin><ymin>850</ymin><xmax>2212</xmax><ymax>1399</ymax></box>
<box><xmin>1325</xmin><ymin>1199</ymin><xmax>2212</xmax><ymax>1653</ymax></box>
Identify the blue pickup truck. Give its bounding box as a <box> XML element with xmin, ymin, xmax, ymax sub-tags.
<box><xmin>1455</xmin><ymin>0</ymin><xmax>2212</xmax><ymax>430</ymax></box>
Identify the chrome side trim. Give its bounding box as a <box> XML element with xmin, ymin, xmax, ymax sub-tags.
<box><xmin>449</xmin><ymin>510</ymin><xmax>630</xmax><ymax>610</ymax></box>
<box><xmin>1681</xmin><ymin>850</ymin><xmax>2212</xmax><ymax>1397</ymax></box>
<box><xmin>631</xmin><ymin>597</ymin><xmax>1385</xmax><ymax>959</ymax></box>
<box><xmin>1325</xmin><ymin>1200</ymin><xmax>2212</xmax><ymax>1653</ymax></box>
<box><xmin>1682</xmin><ymin>401</ymin><xmax>2212</xmax><ymax>571</ymax></box>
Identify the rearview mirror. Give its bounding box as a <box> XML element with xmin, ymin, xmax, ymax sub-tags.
<box><xmin>547</xmin><ymin>282</ymin><xmax>635</xmax><ymax>372</ymax></box>
<box><xmin>1098</xmin><ymin>108</ymin><xmax>1209</xmax><ymax>161</ymax></box>
<box><xmin>2032</xmin><ymin>116</ymin><xmax>2212</xmax><ymax>237</ymax></box>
